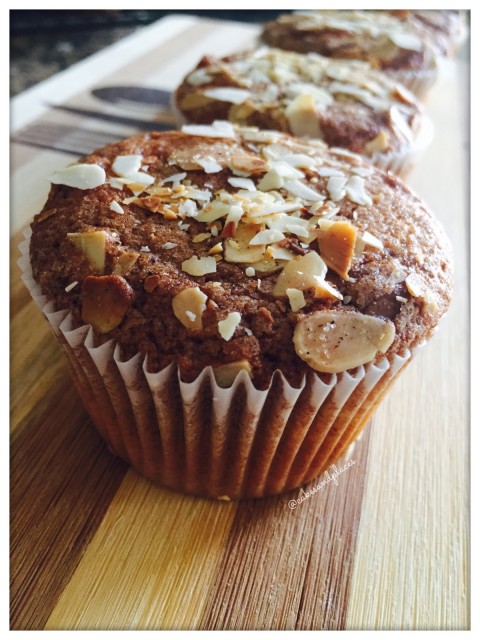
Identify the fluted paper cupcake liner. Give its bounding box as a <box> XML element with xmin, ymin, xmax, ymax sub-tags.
<box><xmin>20</xmin><ymin>229</ymin><xmax>412</xmax><ymax>499</ymax></box>
<box><xmin>387</xmin><ymin>66</ymin><xmax>439</xmax><ymax>99</ymax></box>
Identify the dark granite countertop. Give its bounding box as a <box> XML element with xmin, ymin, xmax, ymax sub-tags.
<box><xmin>10</xmin><ymin>10</ymin><xmax>289</xmax><ymax>97</ymax></box>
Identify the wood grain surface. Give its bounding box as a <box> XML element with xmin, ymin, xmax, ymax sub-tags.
<box><xmin>10</xmin><ymin>15</ymin><xmax>470</xmax><ymax>631</ymax></box>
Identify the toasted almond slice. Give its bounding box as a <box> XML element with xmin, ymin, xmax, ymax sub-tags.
<box><xmin>364</xmin><ymin>130</ymin><xmax>390</xmax><ymax>154</ymax></box>
<box><xmin>286</xmin><ymin>288</ymin><xmax>306</xmax><ymax>312</ymax></box>
<box><xmin>293</xmin><ymin>311</ymin><xmax>395</xmax><ymax>373</ymax></box>
<box><xmin>67</xmin><ymin>230</ymin><xmax>106</xmax><ymax>273</ymax></box>
<box><xmin>405</xmin><ymin>273</ymin><xmax>425</xmax><ymax>298</ymax></box>
<box><xmin>224</xmin><ymin>224</ymin><xmax>266</xmax><ymax>263</ymax></box>
<box><xmin>218</xmin><ymin>312</ymin><xmax>241</xmax><ymax>341</ymax></box>
<box><xmin>112</xmin><ymin>250</ymin><xmax>140</xmax><ymax>276</ymax></box>
<box><xmin>81</xmin><ymin>275</ymin><xmax>134</xmax><ymax>333</ymax></box>
<box><xmin>213</xmin><ymin>359</ymin><xmax>252</xmax><ymax>387</ymax></box>
<box><xmin>228</xmin><ymin>152</ymin><xmax>270</xmax><ymax>176</ymax></box>
<box><xmin>250</xmin><ymin>258</ymin><xmax>284</xmax><ymax>273</ymax></box>
<box><xmin>172</xmin><ymin>286</ymin><xmax>208</xmax><ymax>330</ymax></box>
<box><xmin>285</xmin><ymin>94</ymin><xmax>322</xmax><ymax>138</ymax></box>
<box><xmin>181</xmin><ymin>255</ymin><xmax>217</xmax><ymax>276</ymax></box>
<box><xmin>50</xmin><ymin>163</ymin><xmax>106</xmax><ymax>190</ymax></box>
<box><xmin>316</xmin><ymin>220</ymin><xmax>356</xmax><ymax>280</ymax></box>
<box><xmin>273</xmin><ymin>251</ymin><xmax>327</xmax><ymax>297</ymax></box>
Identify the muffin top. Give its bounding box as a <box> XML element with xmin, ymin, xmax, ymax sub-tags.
<box><xmin>175</xmin><ymin>47</ymin><xmax>423</xmax><ymax>157</ymax></box>
<box><xmin>388</xmin><ymin>10</ymin><xmax>466</xmax><ymax>56</ymax></box>
<box><xmin>30</xmin><ymin>125</ymin><xmax>453</xmax><ymax>388</ymax></box>
<box><xmin>261</xmin><ymin>10</ymin><xmax>439</xmax><ymax>74</ymax></box>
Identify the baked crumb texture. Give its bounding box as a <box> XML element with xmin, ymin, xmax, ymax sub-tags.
<box><xmin>31</xmin><ymin>126</ymin><xmax>453</xmax><ymax>388</ymax></box>
<box><xmin>175</xmin><ymin>47</ymin><xmax>424</xmax><ymax>159</ymax></box>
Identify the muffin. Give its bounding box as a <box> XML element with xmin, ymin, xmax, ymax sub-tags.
<box><xmin>22</xmin><ymin>123</ymin><xmax>453</xmax><ymax>499</ymax></box>
<box><xmin>174</xmin><ymin>47</ymin><xmax>432</xmax><ymax>176</ymax></box>
<box><xmin>260</xmin><ymin>10</ymin><xmax>440</xmax><ymax>97</ymax></box>
<box><xmin>387</xmin><ymin>10</ymin><xmax>467</xmax><ymax>57</ymax></box>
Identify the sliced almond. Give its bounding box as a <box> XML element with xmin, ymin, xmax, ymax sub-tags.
<box><xmin>286</xmin><ymin>288</ymin><xmax>306</xmax><ymax>312</ymax></box>
<box><xmin>316</xmin><ymin>220</ymin><xmax>356</xmax><ymax>280</ymax></box>
<box><xmin>285</xmin><ymin>94</ymin><xmax>322</xmax><ymax>138</ymax></box>
<box><xmin>364</xmin><ymin>130</ymin><xmax>390</xmax><ymax>154</ymax></box>
<box><xmin>179</xmin><ymin>92</ymin><xmax>214</xmax><ymax>111</ymax></box>
<box><xmin>273</xmin><ymin>251</ymin><xmax>327</xmax><ymax>297</ymax></box>
<box><xmin>405</xmin><ymin>273</ymin><xmax>425</xmax><ymax>298</ymax></box>
<box><xmin>181</xmin><ymin>255</ymin><xmax>217</xmax><ymax>276</ymax></box>
<box><xmin>224</xmin><ymin>224</ymin><xmax>266</xmax><ymax>263</ymax></box>
<box><xmin>293</xmin><ymin>311</ymin><xmax>395</xmax><ymax>373</ymax></box>
<box><xmin>81</xmin><ymin>275</ymin><xmax>134</xmax><ymax>333</ymax></box>
<box><xmin>218</xmin><ymin>312</ymin><xmax>241</xmax><ymax>341</ymax></box>
<box><xmin>112</xmin><ymin>250</ymin><xmax>140</xmax><ymax>276</ymax></box>
<box><xmin>67</xmin><ymin>230</ymin><xmax>106</xmax><ymax>273</ymax></box>
<box><xmin>228</xmin><ymin>152</ymin><xmax>270</xmax><ymax>176</ymax></box>
<box><xmin>172</xmin><ymin>286</ymin><xmax>208</xmax><ymax>330</ymax></box>
<box><xmin>213</xmin><ymin>359</ymin><xmax>252</xmax><ymax>387</ymax></box>
<box><xmin>50</xmin><ymin>163</ymin><xmax>106</xmax><ymax>190</ymax></box>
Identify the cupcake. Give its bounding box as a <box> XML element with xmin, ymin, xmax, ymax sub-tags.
<box><xmin>260</xmin><ymin>10</ymin><xmax>440</xmax><ymax>98</ymax></box>
<box><xmin>22</xmin><ymin>123</ymin><xmax>453</xmax><ymax>499</ymax></box>
<box><xmin>174</xmin><ymin>47</ymin><xmax>432</xmax><ymax>176</ymax></box>
<box><xmin>387</xmin><ymin>10</ymin><xmax>467</xmax><ymax>57</ymax></box>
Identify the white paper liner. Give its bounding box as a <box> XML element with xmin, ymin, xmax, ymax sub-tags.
<box><xmin>386</xmin><ymin>65</ymin><xmax>439</xmax><ymax>99</ymax></box>
<box><xmin>370</xmin><ymin>115</ymin><xmax>434</xmax><ymax>177</ymax></box>
<box><xmin>20</xmin><ymin>228</ymin><xmax>414</xmax><ymax>499</ymax></box>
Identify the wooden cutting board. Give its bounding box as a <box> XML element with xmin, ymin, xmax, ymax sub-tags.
<box><xmin>10</xmin><ymin>14</ymin><xmax>469</xmax><ymax>630</ymax></box>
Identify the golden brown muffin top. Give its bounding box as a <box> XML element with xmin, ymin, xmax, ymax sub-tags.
<box><xmin>175</xmin><ymin>47</ymin><xmax>424</xmax><ymax>156</ymax></box>
<box><xmin>261</xmin><ymin>10</ymin><xmax>439</xmax><ymax>74</ymax></box>
<box><xmin>30</xmin><ymin>125</ymin><xmax>453</xmax><ymax>388</ymax></box>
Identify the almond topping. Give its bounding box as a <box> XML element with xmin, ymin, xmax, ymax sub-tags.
<box><xmin>316</xmin><ymin>220</ymin><xmax>357</xmax><ymax>280</ymax></box>
<box><xmin>181</xmin><ymin>255</ymin><xmax>217</xmax><ymax>276</ymax></box>
<box><xmin>81</xmin><ymin>275</ymin><xmax>134</xmax><ymax>334</ymax></box>
<box><xmin>212</xmin><ymin>359</ymin><xmax>252</xmax><ymax>387</ymax></box>
<box><xmin>285</xmin><ymin>94</ymin><xmax>322</xmax><ymax>138</ymax></box>
<box><xmin>50</xmin><ymin>164</ymin><xmax>106</xmax><ymax>190</ymax></box>
<box><xmin>172</xmin><ymin>287</ymin><xmax>208</xmax><ymax>331</ymax></box>
<box><xmin>112</xmin><ymin>250</ymin><xmax>140</xmax><ymax>276</ymax></box>
<box><xmin>364</xmin><ymin>130</ymin><xmax>390</xmax><ymax>154</ymax></box>
<box><xmin>224</xmin><ymin>224</ymin><xmax>266</xmax><ymax>263</ymax></box>
<box><xmin>286</xmin><ymin>288</ymin><xmax>306</xmax><ymax>312</ymax></box>
<box><xmin>67</xmin><ymin>230</ymin><xmax>106</xmax><ymax>273</ymax></box>
<box><xmin>218</xmin><ymin>312</ymin><xmax>241</xmax><ymax>341</ymax></box>
<box><xmin>293</xmin><ymin>311</ymin><xmax>395</xmax><ymax>373</ymax></box>
<box><xmin>273</xmin><ymin>251</ymin><xmax>327</xmax><ymax>297</ymax></box>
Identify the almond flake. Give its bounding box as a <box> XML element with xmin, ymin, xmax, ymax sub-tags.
<box><xmin>112</xmin><ymin>155</ymin><xmax>143</xmax><ymax>177</ymax></box>
<box><xmin>67</xmin><ymin>230</ymin><xmax>106</xmax><ymax>273</ymax></box>
<box><xmin>162</xmin><ymin>242</ymin><xmax>177</xmax><ymax>250</ymax></box>
<box><xmin>182</xmin><ymin>255</ymin><xmax>217</xmax><ymax>276</ymax></box>
<box><xmin>65</xmin><ymin>281</ymin><xmax>78</xmax><ymax>292</ymax></box>
<box><xmin>405</xmin><ymin>273</ymin><xmax>425</xmax><ymax>298</ymax></box>
<box><xmin>193</xmin><ymin>233</ymin><xmax>211</xmax><ymax>243</ymax></box>
<box><xmin>140</xmin><ymin>246</ymin><xmax>151</xmax><ymax>253</ymax></box>
<box><xmin>389</xmin><ymin>31</ymin><xmax>422</xmax><ymax>52</ymax></box>
<box><xmin>249</xmin><ymin>229</ymin><xmax>285</xmax><ymax>246</ymax></box>
<box><xmin>327</xmin><ymin>176</ymin><xmax>347</xmax><ymax>201</ymax></box>
<box><xmin>345</xmin><ymin>175</ymin><xmax>373</xmax><ymax>206</ymax></box>
<box><xmin>109</xmin><ymin>201</ymin><xmax>124</xmax><ymax>214</ymax></box>
<box><xmin>161</xmin><ymin>172</ymin><xmax>187</xmax><ymax>184</ymax></box>
<box><xmin>50</xmin><ymin>163</ymin><xmax>106</xmax><ymax>190</ymax></box>
<box><xmin>283</xmin><ymin>179</ymin><xmax>325</xmax><ymax>202</ymax></box>
<box><xmin>228</xmin><ymin>177</ymin><xmax>256</xmax><ymax>191</ymax></box>
<box><xmin>196</xmin><ymin>156</ymin><xmax>223</xmax><ymax>173</ymax></box>
<box><xmin>203</xmin><ymin>87</ymin><xmax>251</xmax><ymax>104</ymax></box>
<box><xmin>218</xmin><ymin>312</ymin><xmax>241</xmax><ymax>341</ymax></box>
<box><xmin>182</xmin><ymin>120</ymin><xmax>236</xmax><ymax>139</ymax></box>
<box><xmin>213</xmin><ymin>360</ymin><xmax>252</xmax><ymax>387</ymax></box>
<box><xmin>172</xmin><ymin>286</ymin><xmax>207</xmax><ymax>330</ymax></box>
<box><xmin>245</xmin><ymin>267</ymin><xmax>255</xmax><ymax>277</ymax></box>
<box><xmin>286</xmin><ymin>288</ymin><xmax>306</xmax><ymax>312</ymax></box>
